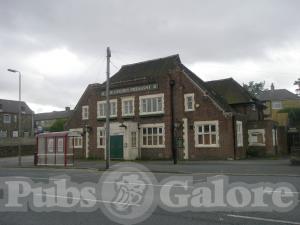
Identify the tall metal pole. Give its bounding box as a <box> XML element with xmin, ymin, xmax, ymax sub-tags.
<box><xmin>18</xmin><ymin>71</ymin><xmax>22</xmax><ymax>166</ymax></box>
<box><xmin>8</xmin><ymin>69</ymin><xmax>22</xmax><ymax>166</ymax></box>
<box><xmin>105</xmin><ymin>47</ymin><xmax>111</xmax><ymax>169</ymax></box>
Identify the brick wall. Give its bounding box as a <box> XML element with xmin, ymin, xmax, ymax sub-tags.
<box><xmin>67</xmin><ymin>67</ymin><xmax>249</xmax><ymax>160</ymax></box>
<box><xmin>247</xmin><ymin>120</ymin><xmax>279</xmax><ymax>156</ymax></box>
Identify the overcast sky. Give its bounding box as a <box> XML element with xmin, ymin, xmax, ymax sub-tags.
<box><xmin>1</xmin><ymin>0</ymin><xmax>300</xmax><ymax>113</ymax></box>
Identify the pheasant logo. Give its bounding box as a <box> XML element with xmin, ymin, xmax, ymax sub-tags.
<box><xmin>112</xmin><ymin>174</ymin><xmax>147</xmax><ymax>213</ymax></box>
<box><xmin>99</xmin><ymin>162</ymin><xmax>157</xmax><ymax>225</ymax></box>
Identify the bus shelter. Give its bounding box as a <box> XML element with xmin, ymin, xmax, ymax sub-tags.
<box><xmin>36</xmin><ymin>131</ymin><xmax>81</xmax><ymax>167</ymax></box>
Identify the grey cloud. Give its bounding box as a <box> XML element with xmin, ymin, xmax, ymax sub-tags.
<box><xmin>1</xmin><ymin>0</ymin><xmax>300</xmax><ymax>111</ymax></box>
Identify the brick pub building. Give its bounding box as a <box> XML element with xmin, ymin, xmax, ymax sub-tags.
<box><xmin>66</xmin><ymin>55</ymin><xmax>279</xmax><ymax>160</ymax></box>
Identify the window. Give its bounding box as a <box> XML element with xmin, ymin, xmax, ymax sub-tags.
<box><xmin>184</xmin><ymin>93</ymin><xmax>195</xmax><ymax>111</ymax></box>
<box><xmin>69</xmin><ymin>128</ymin><xmax>83</xmax><ymax>148</ymax></box>
<box><xmin>57</xmin><ymin>138</ymin><xmax>64</xmax><ymax>153</ymax></box>
<box><xmin>141</xmin><ymin>123</ymin><xmax>165</xmax><ymax>147</ymax></box>
<box><xmin>12</xmin><ymin>131</ymin><xmax>18</xmax><ymax>138</ymax></box>
<box><xmin>194</xmin><ymin>121</ymin><xmax>219</xmax><ymax>147</ymax></box>
<box><xmin>122</xmin><ymin>97</ymin><xmax>135</xmax><ymax>116</ymax></box>
<box><xmin>139</xmin><ymin>94</ymin><xmax>164</xmax><ymax>115</ymax></box>
<box><xmin>21</xmin><ymin>106</ymin><xmax>25</xmax><ymax>114</ymax></box>
<box><xmin>0</xmin><ymin>130</ymin><xmax>7</xmax><ymax>138</ymax></box>
<box><xmin>14</xmin><ymin>115</ymin><xmax>17</xmax><ymax>123</ymax></box>
<box><xmin>3</xmin><ymin>114</ymin><xmax>11</xmax><ymax>123</ymax></box>
<box><xmin>131</xmin><ymin>131</ymin><xmax>137</xmax><ymax>148</ymax></box>
<box><xmin>97</xmin><ymin>99</ymin><xmax>117</xmax><ymax>118</ymax></box>
<box><xmin>97</xmin><ymin>127</ymin><xmax>105</xmax><ymax>148</ymax></box>
<box><xmin>272</xmin><ymin>129</ymin><xmax>277</xmax><ymax>146</ymax></box>
<box><xmin>47</xmin><ymin>138</ymin><xmax>54</xmax><ymax>152</ymax></box>
<box><xmin>73</xmin><ymin>137</ymin><xmax>83</xmax><ymax>148</ymax></box>
<box><xmin>272</xmin><ymin>101</ymin><xmax>282</xmax><ymax>109</ymax></box>
<box><xmin>24</xmin><ymin>131</ymin><xmax>29</xmax><ymax>137</ymax></box>
<box><xmin>248</xmin><ymin>129</ymin><xmax>265</xmax><ymax>146</ymax></box>
<box><xmin>82</xmin><ymin>105</ymin><xmax>89</xmax><ymax>120</ymax></box>
<box><xmin>236</xmin><ymin>121</ymin><xmax>243</xmax><ymax>147</ymax></box>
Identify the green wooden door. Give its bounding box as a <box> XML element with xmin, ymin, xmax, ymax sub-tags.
<box><xmin>110</xmin><ymin>135</ymin><xmax>123</xmax><ymax>159</ymax></box>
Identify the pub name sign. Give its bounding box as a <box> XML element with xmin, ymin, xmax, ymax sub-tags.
<box><xmin>100</xmin><ymin>83</ymin><xmax>158</xmax><ymax>96</ymax></box>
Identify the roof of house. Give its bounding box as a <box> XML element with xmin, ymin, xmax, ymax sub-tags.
<box><xmin>107</xmin><ymin>54</ymin><xmax>180</xmax><ymax>86</ymax></box>
<box><xmin>0</xmin><ymin>99</ymin><xmax>33</xmax><ymax>114</ymax></box>
<box><xmin>106</xmin><ymin>54</ymin><xmax>233</xmax><ymax>112</ymax></box>
<box><xmin>34</xmin><ymin>110</ymin><xmax>73</xmax><ymax>121</ymax></box>
<box><xmin>257</xmin><ymin>89</ymin><xmax>300</xmax><ymax>101</ymax></box>
<box><xmin>206</xmin><ymin>78</ymin><xmax>258</xmax><ymax>105</ymax></box>
<box><xmin>178</xmin><ymin>65</ymin><xmax>233</xmax><ymax>112</ymax></box>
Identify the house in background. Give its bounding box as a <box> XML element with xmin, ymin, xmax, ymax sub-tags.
<box><xmin>258</xmin><ymin>84</ymin><xmax>300</xmax><ymax>153</ymax></box>
<box><xmin>258</xmin><ymin>83</ymin><xmax>300</xmax><ymax>126</ymax></box>
<box><xmin>0</xmin><ymin>99</ymin><xmax>34</xmax><ymax>139</ymax></box>
<box><xmin>34</xmin><ymin>107</ymin><xmax>73</xmax><ymax>133</ymax></box>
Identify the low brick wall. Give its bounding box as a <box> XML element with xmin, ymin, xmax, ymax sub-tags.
<box><xmin>0</xmin><ymin>145</ymin><xmax>35</xmax><ymax>157</ymax></box>
<box><xmin>0</xmin><ymin>138</ymin><xmax>36</xmax><ymax>157</ymax></box>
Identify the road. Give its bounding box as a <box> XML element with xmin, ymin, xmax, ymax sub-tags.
<box><xmin>0</xmin><ymin>162</ymin><xmax>299</xmax><ymax>225</ymax></box>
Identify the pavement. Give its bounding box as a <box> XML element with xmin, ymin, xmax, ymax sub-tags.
<box><xmin>0</xmin><ymin>156</ymin><xmax>299</xmax><ymax>225</ymax></box>
<box><xmin>1</xmin><ymin>155</ymin><xmax>300</xmax><ymax>176</ymax></box>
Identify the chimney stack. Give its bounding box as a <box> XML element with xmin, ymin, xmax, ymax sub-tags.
<box><xmin>65</xmin><ymin>107</ymin><xmax>70</xmax><ymax>111</ymax></box>
<box><xmin>271</xmin><ymin>83</ymin><xmax>275</xmax><ymax>91</ymax></box>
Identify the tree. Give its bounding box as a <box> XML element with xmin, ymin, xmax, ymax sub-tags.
<box><xmin>294</xmin><ymin>78</ymin><xmax>300</xmax><ymax>96</ymax></box>
<box><xmin>243</xmin><ymin>81</ymin><xmax>266</xmax><ymax>96</ymax></box>
<box><xmin>279</xmin><ymin>108</ymin><xmax>300</xmax><ymax>127</ymax></box>
<box><xmin>48</xmin><ymin>119</ymin><xmax>67</xmax><ymax>132</ymax></box>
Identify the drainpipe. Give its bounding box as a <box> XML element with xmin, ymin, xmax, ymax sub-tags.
<box><xmin>169</xmin><ymin>79</ymin><xmax>177</xmax><ymax>164</ymax></box>
<box><xmin>232</xmin><ymin>115</ymin><xmax>237</xmax><ymax>160</ymax></box>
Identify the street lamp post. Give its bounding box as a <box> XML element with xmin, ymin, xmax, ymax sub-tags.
<box><xmin>8</xmin><ymin>69</ymin><xmax>22</xmax><ymax>166</ymax></box>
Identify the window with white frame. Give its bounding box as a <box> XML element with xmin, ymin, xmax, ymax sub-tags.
<box><xmin>236</xmin><ymin>121</ymin><xmax>243</xmax><ymax>147</ymax></box>
<box><xmin>97</xmin><ymin>127</ymin><xmax>105</xmax><ymax>148</ymax></box>
<box><xmin>248</xmin><ymin>129</ymin><xmax>265</xmax><ymax>146</ymax></box>
<box><xmin>141</xmin><ymin>124</ymin><xmax>165</xmax><ymax>147</ymax></box>
<box><xmin>12</xmin><ymin>131</ymin><xmax>18</xmax><ymax>138</ymax></box>
<box><xmin>82</xmin><ymin>105</ymin><xmax>89</xmax><ymax>120</ymax></box>
<box><xmin>194</xmin><ymin>121</ymin><xmax>219</xmax><ymax>147</ymax></box>
<box><xmin>47</xmin><ymin>138</ymin><xmax>54</xmax><ymax>152</ymax></box>
<box><xmin>122</xmin><ymin>97</ymin><xmax>134</xmax><ymax>116</ymax></box>
<box><xmin>272</xmin><ymin>129</ymin><xmax>277</xmax><ymax>146</ymax></box>
<box><xmin>139</xmin><ymin>94</ymin><xmax>164</xmax><ymax>115</ymax></box>
<box><xmin>97</xmin><ymin>100</ymin><xmax>117</xmax><ymax>118</ymax></box>
<box><xmin>272</xmin><ymin>101</ymin><xmax>282</xmax><ymax>109</ymax></box>
<box><xmin>57</xmin><ymin>138</ymin><xmax>64</xmax><ymax>153</ymax></box>
<box><xmin>184</xmin><ymin>93</ymin><xmax>195</xmax><ymax>111</ymax></box>
<box><xmin>131</xmin><ymin>131</ymin><xmax>137</xmax><ymax>148</ymax></box>
<box><xmin>69</xmin><ymin>128</ymin><xmax>83</xmax><ymax>148</ymax></box>
<box><xmin>73</xmin><ymin>136</ymin><xmax>82</xmax><ymax>148</ymax></box>
<box><xmin>3</xmin><ymin>114</ymin><xmax>11</xmax><ymax>123</ymax></box>
<box><xmin>0</xmin><ymin>130</ymin><xmax>7</xmax><ymax>138</ymax></box>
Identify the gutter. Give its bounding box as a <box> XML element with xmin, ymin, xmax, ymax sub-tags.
<box><xmin>232</xmin><ymin>115</ymin><xmax>237</xmax><ymax>160</ymax></box>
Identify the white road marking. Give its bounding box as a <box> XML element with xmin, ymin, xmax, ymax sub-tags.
<box><xmin>264</xmin><ymin>190</ymin><xmax>299</xmax><ymax>194</ymax></box>
<box><xmin>14</xmin><ymin>176</ymin><xmax>60</xmax><ymax>181</ymax></box>
<box><xmin>33</xmin><ymin>193</ymin><xmax>140</xmax><ymax>206</ymax></box>
<box><xmin>6</xmin><ymin>176</ymin><xmax>299</xmax><ymax>193</ymax></box>
<box><xmin>7</xmin><ymin>176</ymin><xmax>204</xmax><ymax>189</ymax></box>
<box><xmin>227</xmin><ymin>214</ymin><xmax>300</xmax><ymax>225</ymax></box>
